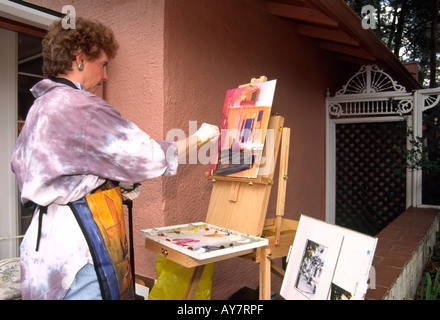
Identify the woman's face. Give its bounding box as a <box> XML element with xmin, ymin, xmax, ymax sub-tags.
<box><xmin>82</xmin><ymin>50</ymin><xmax>109</xmax><ymax>93</ymax></box>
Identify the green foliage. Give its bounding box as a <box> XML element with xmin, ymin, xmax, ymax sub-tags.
<box><xmin>433</xmin><ymin>232</ymin><xmax>440</xmax><ymax>261</ymax></box>
<box><xmin>420</xmin><ymin>232</ymin><xmax>440</xmax><ymax>300</ymax></box>
<box><xmin>346</xmin><ymin>0</ymin><xmax>440</xmax><ymax>88</ymax></box>
<box><xmin>420</xmin><ymin>267</ymin><xmax>440</xmax><ymax>300</ymax></box>
<box><xmin>392</xmin><ymin>116</ymin><xmax>440</xmax><ymax>174</ymax></box>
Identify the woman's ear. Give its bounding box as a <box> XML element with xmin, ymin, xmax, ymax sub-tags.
<box><xmin>75</xmin><ymin>52</ymin><xmax>86</xmax><ymax>70</ymax></box>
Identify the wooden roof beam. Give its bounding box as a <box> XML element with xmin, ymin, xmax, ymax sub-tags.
<box><xmin>267</xmin><ymin>1</ymin><xmax>338</xmax><ymax>28</ymax></box>
<box><xmin>297</xmin><ymin>24</ymin><xmax>359</xmax><ymax>47</ymax></box>
<box><xmin>319</xmin><ymin>42</ymin><xmax>376</xmax><ymax>62</ymax></box>
<box><xmin>337</xmin><ymin>55</ymin><xmax>378</xmax><ymax>66</ymax></box>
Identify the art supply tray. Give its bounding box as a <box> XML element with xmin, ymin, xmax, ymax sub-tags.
<box><xmin>140</xmin><ymin>222</ymin><xmax>268</xmax><ymax>261</ymax></box>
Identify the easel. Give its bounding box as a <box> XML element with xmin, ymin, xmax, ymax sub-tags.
<box><xmin>144</xmin><ymin>77</ymin><xmax>297</xmax><ymax>300</ymax></box>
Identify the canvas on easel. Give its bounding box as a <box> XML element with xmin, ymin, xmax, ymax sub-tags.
<box><xmin>209</xmin><ymin>79</ymin><xmax>277</xmax><ymax>178</ymax></box>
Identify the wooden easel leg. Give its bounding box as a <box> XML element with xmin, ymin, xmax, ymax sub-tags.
<box><xmin>259</xmin><ymin>248</ymin><xmax>271</xmax><ymax>300</ymax></box>
<box><xmin>184</xmin><ymin>265</ymin><xmax>205</xmax><ymax>300</ymax></box>
<box><xmin>275</xmin><ymin>127</ymin><xmax>290</xmax><ymax>245</ymax></box>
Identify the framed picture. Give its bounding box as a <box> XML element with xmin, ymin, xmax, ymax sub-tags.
<box><xmin>280</xmin><ymin>215</ymin><xmax>343</xmax><ymax>300</ymax></box>
<box><xmin>281</xmin><ymin>215</ymin><xmax>378</xmax><ymax>300</ymax></box>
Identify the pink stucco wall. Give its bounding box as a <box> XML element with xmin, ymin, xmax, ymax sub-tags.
<box><xmin>28</xmin><ymin>0</ymin><xmax>349</xmax><ymax>299</ymax></box>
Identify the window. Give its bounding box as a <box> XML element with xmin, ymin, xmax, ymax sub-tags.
<box><xmin>0</xmin><ymin>2</ymin><xmax>58</xmax><ymax>259</ymax></box>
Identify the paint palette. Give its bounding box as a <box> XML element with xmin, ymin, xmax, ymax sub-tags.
<box><xmin>140</xmin><ymin>222</ymin><xmax>268</xmax><ymax>261</ymax></box>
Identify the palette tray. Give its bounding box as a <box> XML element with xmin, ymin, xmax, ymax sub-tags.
<box><xmin>140</xmin><ymin>222</ymin><xmax>268</xmax><ymax>261</ymax></box>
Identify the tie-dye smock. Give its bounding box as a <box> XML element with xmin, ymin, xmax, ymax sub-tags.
<box><xmin>11</xmin><ymin>79</ymin><xmax>178</xmax><ymax>299</ymax></box>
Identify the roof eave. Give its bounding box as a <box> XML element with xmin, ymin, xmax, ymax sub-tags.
<box><xmin>307</xmin><ymin>0</ymin><xmax>422</xmax><ymax>91</ymax></box>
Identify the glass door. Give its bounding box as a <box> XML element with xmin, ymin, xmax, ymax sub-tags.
<box><xmin>17</xmin><ymin>32</ymin><xmax>44</xmax><ymax>236</ymax></box>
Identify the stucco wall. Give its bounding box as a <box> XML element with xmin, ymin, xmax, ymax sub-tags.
<box><xmin>27</xmin><ymin>0</ymin><xmax>349</xmax><ymax>299</ymax></box>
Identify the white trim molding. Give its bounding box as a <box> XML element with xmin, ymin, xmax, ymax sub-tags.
<box><xmin>326</xmin><ymin>65</ymin><xmax>413</xmax><ymax>224</ymax></box>
<box><xmin>0</xmin><ymin>0</ymin><xmax>61</xmax><ymax>29</ymax></box>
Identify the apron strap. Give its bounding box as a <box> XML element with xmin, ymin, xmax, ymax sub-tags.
<box><xmin>35</xmin><ymin>205</ymin><xmax>48</xmax><ymax>251</ymax></box>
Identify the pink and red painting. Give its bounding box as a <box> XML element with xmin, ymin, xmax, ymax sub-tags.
<box><xmin>209</xmin><ymin>80</ymin><xmax>277</xmax><ymax>178</ymax></box>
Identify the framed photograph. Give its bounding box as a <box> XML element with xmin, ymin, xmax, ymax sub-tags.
<box><xmin>280</xmin><ymin>215</ymin><xmax>343</xmax><ymax>300</ymax></box>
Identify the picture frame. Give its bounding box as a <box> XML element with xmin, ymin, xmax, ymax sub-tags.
<box><xmin>280</xmin><ymin>215</ymin><xmax>378</xmax><ymax>300</ymax></box>
<box><xmin>280</xmin><ymin>215</ymin><xmax>343</xmax><ymax>300</ymax></box>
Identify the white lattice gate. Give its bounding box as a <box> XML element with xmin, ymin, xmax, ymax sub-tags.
<box><xmin>326</xmin><ymin>65</ymin><xmax>414</xmax><ymax>235</ymax></box>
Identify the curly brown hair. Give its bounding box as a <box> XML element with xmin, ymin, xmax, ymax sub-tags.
<box><xmin>42</xmin><ymin>17</ymin><xmax>119</xmax><ymax>78</ymax></box>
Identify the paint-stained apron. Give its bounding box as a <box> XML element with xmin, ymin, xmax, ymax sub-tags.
<box><xmin>69</xmin><ymin>181</ymin><xmax>134</xmax><ymax>300</ymax></box>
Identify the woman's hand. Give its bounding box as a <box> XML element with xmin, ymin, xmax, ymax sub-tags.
<box><xmin>175</xmin><ymin>123</ymin><xmax>220</xmax><ymax>164</ymax></box>
<box><xmin>193</xmin><ymin>123</ymin><xmax>220</xmax><ymax>145</ymax></box>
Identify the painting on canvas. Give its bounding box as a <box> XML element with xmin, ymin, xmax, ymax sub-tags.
<box><xmin>209</xmin><ymin>80</ymin><xmax>277</xmax><ymax>178</ymax></box>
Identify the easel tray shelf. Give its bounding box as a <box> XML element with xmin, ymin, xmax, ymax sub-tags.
<box><xmin>141</xmin><ymin>222</ymin><xmax>268</xmax><ymax>262</ymax></box>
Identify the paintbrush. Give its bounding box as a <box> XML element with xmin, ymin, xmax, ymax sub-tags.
<box><xmin>198</xmin><ymin>138</ymin><xmax>210</xmax><ymax>146</ymax></box>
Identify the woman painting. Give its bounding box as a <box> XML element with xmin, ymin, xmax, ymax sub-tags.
<box><xmin>11</xmin><ymin>17</ymin><xmax>219</xmax><ymax>300</ymax></box>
